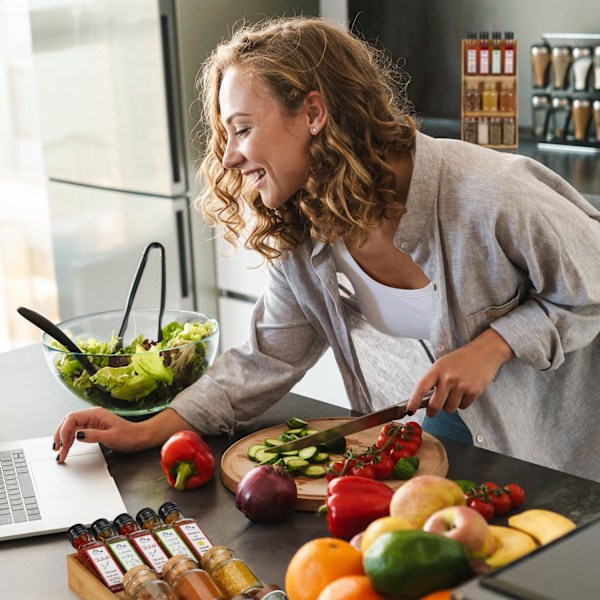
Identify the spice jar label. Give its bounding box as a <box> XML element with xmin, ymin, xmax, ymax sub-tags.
<box><xmin>85</xmin><ymin>546</ymin><xmax>124</xmax><ymax>587</ymax></box>
<box><xmin>154</xmin><ymin>529</ymin><xmax>196</xmax><ymax>561</ymax></box>
<box><xmin>178</xmin><ymin>522</ymin><xmax>213</xmax><ymax>556</ymax></box>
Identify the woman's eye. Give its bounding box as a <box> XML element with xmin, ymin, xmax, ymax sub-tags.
<box><xmin>235</xmin><ymin>127</ymin><xmax>251</xmax><ymax>138</ymax></box>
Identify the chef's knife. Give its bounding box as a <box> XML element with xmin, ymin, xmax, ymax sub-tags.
<box><xmin>265</xmin><ymin>391</ymin><xmax>433</xmax><ymax>454</ymax></box>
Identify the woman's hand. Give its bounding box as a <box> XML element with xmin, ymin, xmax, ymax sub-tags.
<box><xmin>53</xmin><ymin>406</ymin><xmax>198</xmax><ymax>463</ymax></box>
<box><xmin>408</xmin><ymin>329</ymin><xmax>514</xmax><ymax>417</ymax></box>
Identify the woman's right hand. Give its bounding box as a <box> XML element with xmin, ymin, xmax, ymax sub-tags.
<box><xmin>53</xmin><ymin>406</ymin><xmax>198</xmax><ymax>463</ymax></box>
<box><xmin>53</xmin><ymin>407</ymin><xmax>145</xmax><ymax>463</ymax></box>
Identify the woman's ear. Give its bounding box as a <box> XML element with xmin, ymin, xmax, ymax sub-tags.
<box><xmin>305</xmin><ymin>90</ymin><xmax>328</xmax><ymax>135</ymax></box>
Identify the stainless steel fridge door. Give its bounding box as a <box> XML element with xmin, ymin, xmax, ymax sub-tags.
<box><xmin>28</xmin><ymin>0</ymin><xmax>186</xmax><ymax>196</ymax></box>
<box><xmin>47</xmin><ymin>180</ymin><xmax>197</xmax><ymax>320</ymax></box>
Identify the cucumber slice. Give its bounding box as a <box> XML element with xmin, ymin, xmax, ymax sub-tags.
<box><xmin>303</xmin><ymin>465</ymin><xmax>327</xmax><ymax>478</ymax></box>
<box><xmin>281</xmin><ymin>450</ymin><xmax>299</xmax><ymax>456</ymax></box>
<box><xmin>285</xmin><ymin>416</ymin><xmax>309</xmax><ymax>429</ymax></box>
<box><xmin>303</xmin><ymin>429</ymin><xmax>319</xmax><ymax>436</ymax></box>
<box><xmin>312</xmin><ymin>452</ymin><xmax>329</xmax><ymax>463</ymax></box>
<box><xmin>279</xmin><ymin>432</ymin><xmax>299</xmax><ymax>442</ymax></box>
<box><xmin>283</xmin><ymin>428</ymin><xmax>305</xmax><ymax>436</ymax></box>
<box><xmin>254</xmin><ymin>448</ymin><xmax>279</xmax><ymax>464</ymax></box>
<box><xmin>298</xmin><ymin>446</ymin><xmax>318</xmax><ymax>461</ymax></box>
<box><xmin>284</xmin><ymin>457</ymin><xmax>310</xmax><ymax>470</ymax></box>
<box><xmin>247</xmin><ymin>444</ymin><xmax>268</xmax><ymax>461</ymax></box>
<box><xmin>264</xmin><ymin>437</ymin><xmax>284</xmax><ymax>447</ymax></box>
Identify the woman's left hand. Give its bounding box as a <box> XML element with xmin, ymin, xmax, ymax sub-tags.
<box><xmin>407</xmin><ymin>328</ymin><xmax>514</xmax><ymax>417</ymax></box>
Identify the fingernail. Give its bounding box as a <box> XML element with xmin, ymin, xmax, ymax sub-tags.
<box><xmin>55</xmin><ymin>453</ymin><xmax>60</xmax><ymax>461</ymax></box>
<box><xmin>406</xmin><ymin>410</ymin><xmax>414</xmax><ymax>416</ymax></box>
<box><xmin>52</xmin><ymin>441</ymin><xmax>56</xmax><ymax>450</ymax></box>
<box><xmin>59</xmin><ymin>439</ymin><xmax>63</xmax><ymax>448</ymax></box>
<box><xmin>76</xmin><ymin>431</ymin><xmax>85</xmax><ymax>440</ymax></box>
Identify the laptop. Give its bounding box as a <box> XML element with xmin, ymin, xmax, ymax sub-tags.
<box><xmin>0</xmin><ymin>436</ymin><xmax>126</xmax><ymax>542</ymax></box>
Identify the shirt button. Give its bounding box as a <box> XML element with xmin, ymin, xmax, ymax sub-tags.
<box><xmin>436</xmin><ymin>344</ymin><xmax>445</xmax><ymax>352</ymax></box>
<box><xmin>400</xmin><ymin>241</ymin><xmax>410</xmax><ymax>249</ymax></box>
<box><xmin>476</xmin><ymin>434</ymin><xmax>483</xmax><ymax>443</ymax></box>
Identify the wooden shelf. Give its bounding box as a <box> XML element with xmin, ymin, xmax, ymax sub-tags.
<box><xmin>461</xmin><ymin>38</ymin><xmax>519</xmax><ymax>148</ymax></box>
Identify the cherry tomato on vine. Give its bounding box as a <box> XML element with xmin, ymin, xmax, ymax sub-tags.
<box><xmin>405</xmin><ymin>421</ymin><xmax>423</xmax><ymax>437</ymax></box>
<box><xmin>326</xmin><ymin>460</ymin><xmax>346</xmax><ymax>481</ymax></box>
<box><xmin>349</xmin><ymin>462</ymin><xmax>376</xmax><ymax>479</ymax></box>
<box><xmin>372</xmin><ymin>454</ymin><xmax>394</xmax><ymax>480</ymax></box>
<box><xmin>488</xmin><ymin>489</ymin><xmax>512</xmax><ymax>515</ymax></box>
<box><xmin>504</xmin><ymin>483</ymin><xmax>526</xmax><ymax>508</ymax></box>
<box><xmin>468</xmin><ymin>497</ymin><xmax>495</xmax><ymax>522</ymax></box>
<box><xmin>390</xmin><ymin>447</ymin><xmax>413</xmax><ymax>464</ymax></box>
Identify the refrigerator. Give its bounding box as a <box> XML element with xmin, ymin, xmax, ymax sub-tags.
<box><xmin>28</xmin><ymin>0</ymin><xmax>319</xmax><ymax>322</ymax></box>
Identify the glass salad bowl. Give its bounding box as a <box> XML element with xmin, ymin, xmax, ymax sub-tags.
<box><xmin>42</xmin><ymin>308</ymin><xmax>219</xmax><ymax>417</ymax></box>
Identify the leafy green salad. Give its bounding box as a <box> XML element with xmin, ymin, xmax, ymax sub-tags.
<box><xmin>52</xmin><ymin>320</ymin><xmax>215</xmax><ymax>407</ymax></box>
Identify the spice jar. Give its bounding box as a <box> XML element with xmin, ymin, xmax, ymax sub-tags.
<box><xmin>502</xmin><ymin>118</ymin><xmax>516</xmax><ymax>146</ymax></box>
<box><xmin>489</xmin><ymin>117</ymin><xmax>503</xmax><ymax>145</ymax></box>
<box><xmin>158</xmin><ymin>502</ymin><xmax>213</xmax><ymax>562</ymax></box>
<box><xmin>499</xmin><ymin>82</ymin><xmax>516</xmax><ymax>112</ymax></box>
<box><xmin>463</xmin><ymin>117</ymin><xmax>477</xmax><ymax>144</ymax></box>
<box><xmin>163</xmin><ymin>554</ymin><xmax>224</xmax><ymax>600</ymax></box>
<box><xmin>477</xmin><ymin>117</ymin><xmax>489</xmax><ymax>145</ymax></box>
<box><xmin>123</xmin><ymin>564</ymin><xmax>177</xmax><ymax>600</ymax></box>
<box><xmin>464</xmin><ymin>83</ymin><xmax>481</xmax><ymax>112</ymax></box>
<box><xmin>202</xmin><ymin>546</ymin><xmax>264</xmax><ymax>599</ymax></box>
<box><xmin>482</xmin><ymin>81</ymin><xmax>498</xmax><ymax>112</ymax></box>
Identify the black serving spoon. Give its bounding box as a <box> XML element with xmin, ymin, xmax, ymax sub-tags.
<box><xmin>16</xmin><ymin>306</ymin><xmax>113</xmax><ymax>398</ymax></box>
<box><xmin>17</xmin><ymin>306</ymin><xmax>99</xmax><ymax>377</ymax></box>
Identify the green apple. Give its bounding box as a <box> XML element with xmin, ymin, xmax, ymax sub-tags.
<box><xmin>389</xmin><ymin>475</ymin><xmax>466</xmax><ymax>528</ymax></box>
<box><xmin>423</xmin><ymin>505</ymin><xmax>497</xmax><ymax>559</ymax></box>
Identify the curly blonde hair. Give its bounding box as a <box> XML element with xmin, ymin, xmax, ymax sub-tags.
<box><xmin>197</xmin><ymin>16</ymin><xmax>417</xmax><ymax>259</ymax></box>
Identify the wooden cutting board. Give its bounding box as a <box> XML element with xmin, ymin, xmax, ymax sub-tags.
<box><xmin>220</xmin><ymin>418</ymin><xmax>448</xmax><ymax>511</ymax></box>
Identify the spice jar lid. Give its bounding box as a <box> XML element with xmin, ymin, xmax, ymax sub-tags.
<box><xmin>113</xmin><ymin>513</ymin><xmax>135</xmax><ymax>531</ymax></box>
<box><xmin>67</xmin><ymin>523</ymin><xmax>89</xmax><ymax>544</ymax></box>
<box><xmin>158</xmin><ymin>501</ymin><xmax>179</xmax><ymax>521</ymax></box>
<box><xmin>90</xmin><ymin>518</ymin><xmax>113</xmax><ymax>538</ymax></box>
<box><xmin>123</xmin><ymin>564</ymin><xmax>161</xmax><ymax>598</ymax></box>
<box><xmin>136</xmin><ymin>507</ymin><xmax>159</xmax><ymax>525</ymax></box>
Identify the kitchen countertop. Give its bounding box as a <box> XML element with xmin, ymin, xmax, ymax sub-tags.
<box><xmin>2</xmin><ymin>344</ymin><xmax>600</xmax><ymax>599</ymax></box>
<box><xmin>421</xmin><ymin>118</ymin><xmax>600</xmax><ymax>205</ymax></box>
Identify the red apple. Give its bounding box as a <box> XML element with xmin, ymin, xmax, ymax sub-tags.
<box><xmin>423</xmin><ymin>505</ymin><xmax>497</xmax><ymax>559</ymax></box>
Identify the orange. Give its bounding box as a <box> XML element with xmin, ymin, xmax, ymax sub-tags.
<box><xmin>421</xmin><ymin>591</ymin><xmax>452</xmax><ymax>600</ymax></box>
<box><xmin>285</xmin><ymin>537</ymin><xmax>364</xmax><ymax>600</ymax></box>
<box><xmin>316</xmin><ymin>575</ymin><xmax>388</xmax><ymax>600</ymax></box>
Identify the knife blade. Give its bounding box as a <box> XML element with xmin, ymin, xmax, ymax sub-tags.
<box><xmin>265</xmin><ymin>391</ymin><xmax>433</xmax><ymax>454</ymax></box>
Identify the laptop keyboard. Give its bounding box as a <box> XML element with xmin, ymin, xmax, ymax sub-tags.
<box><xmin>0</xmin><ymin>449</ymin><xmax>41</xmax><ymax>525</ymax></box>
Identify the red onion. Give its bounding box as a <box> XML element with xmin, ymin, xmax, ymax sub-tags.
<box><xmin>235</xmin><ymin>465</ymin><xmax>298</xmax><ymax>523</ymax></box>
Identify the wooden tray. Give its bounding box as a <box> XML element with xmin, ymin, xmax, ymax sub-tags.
<box><xmin>221</xmin><ymin>418</ymin><xmax>448</xmax><ymax>511</ymax></box>
<box><xmin>67</xmin><ymin>553</ymin><xmax>125</xmax><ymax>600</ymax></box>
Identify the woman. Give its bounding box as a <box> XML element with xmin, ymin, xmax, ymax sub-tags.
<box><xmin>54</xmin><ymin>17</ymin><xmax>600</xmax><ymax>481</ymax></box>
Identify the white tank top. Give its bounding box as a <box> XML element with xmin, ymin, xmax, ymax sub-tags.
<box><xmin>332</xmin><ymin>241</ymin><xmax>433</xmax><ymax>340</ymax></box>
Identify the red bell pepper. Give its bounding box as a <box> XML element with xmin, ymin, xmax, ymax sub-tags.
<box><xmin>160</xmin><ymin>430</ymin><xmax>215</xmax><ymax>491</ymax></box>
<box><xmin>320</xmin><ymin>475</ymin><xmax>394</xmax><ymax>539</ymax></box>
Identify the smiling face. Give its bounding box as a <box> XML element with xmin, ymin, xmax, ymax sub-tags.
<box><xmin>219</xmin><ymin>64</ymin><xmax>317</xmax><ymax>211</ymax></box>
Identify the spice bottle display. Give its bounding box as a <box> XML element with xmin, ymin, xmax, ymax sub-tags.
<box><xmin>158</xmin><ymin>502</ymin><xmax>214</xmax><ymax>562</ymax></box>
<box><xmin>92</xmin><ymin>517</ymin><xmax>146</xmax><ymax>573</ymax></box>
<box><xmin>162</xmin><ymin>554</ymin><xmax>224</xmax><ymax>600</ymax></box>
<box><xmin>202</xmin><ymin>546</ymin><xmax>264</xmax><ymax>599</ymax></box>
<box><xmin>123</xmin><ymin>564</ymin><xmax>177</xmax><ymax>600</ymax></box>
<box><xmin>136</xmin><ymin>507</ymin><xmax>197</xmax><ymax>562</ymax></box>
<box><xmin>461</xmin><ymin>32</ymin><xmax>518</xmax><ymax>148</ymax></box>
<box><xmin>68</xmin><ymin>523</ymin><xmax>124</xmax><ymax>593</ymax></box>
<box><xmin>115</xmin><ymin>512</ymin><xmax>171</xmax><ymax>576</ymax></box>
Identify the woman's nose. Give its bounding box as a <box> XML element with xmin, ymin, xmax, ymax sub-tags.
<box><xmin>222</xmin><ymin>140</ymin><xmax>242</xmax><ymax>170</ymax></box>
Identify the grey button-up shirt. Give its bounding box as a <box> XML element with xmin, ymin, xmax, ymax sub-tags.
<box><xmin>173</xmin><ymin>132</ymin><xmax>600</xmax><ymax>482</ymax></box>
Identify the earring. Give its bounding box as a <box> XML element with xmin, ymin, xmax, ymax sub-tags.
<box><xmin>311</xmin><ymin>127</ymin><xmax>318</xmax><ymax>134</ymax></box>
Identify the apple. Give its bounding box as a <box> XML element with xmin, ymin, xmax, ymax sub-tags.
<box><xmin>423</xmin><ymin>505</ymin><xmax>497</xmax><ymax>559</ymax></box>
<box><xmin>389</xmin><ymin>475</ymin><xmax>466</xmax><ymax>528</ymax></box>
